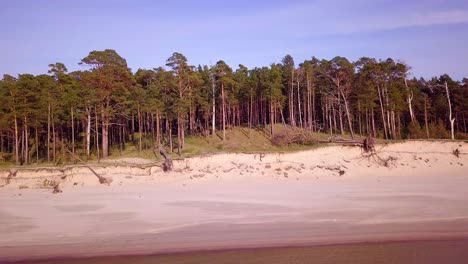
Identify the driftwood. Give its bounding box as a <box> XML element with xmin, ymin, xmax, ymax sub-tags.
<box><xmin>5</xmin><ymin>169</ymin><xmax>18</xmax><ymax>185</ymax></box>
<box><xmin>453</xmin><ymin>148</ymin><xmax>460</xmax><ymax>158</ymax></box>
<box><xmin>52</xmin><ymin>184</ymin><xmax>63</xmax><ymax>194</ymax></box>
<box><xmin>154</xmin><ymin>147</ymin><xmax>173</xmax><ymax>172</ymax></box>
<box><xmin>86</xmin><ymin>164</ymin><xmax>113</xmax><ymax>185</ymax></box>
<box><xmin>318</xmin><ymin>136</ymin><xmax>376</xmax><ymax>152</ymax></box>
<box><xmin>66</xmin><ymin>150</ymin><xmax>113</xmax><ymax>185</ymax></box>
<box><xmin>315</xmin><ymin>165</ymin><xmax>346</xmax><ymax>176</ymax></box>
<box><xmin>271</xmin><ymin>127</ymin><xmax>379</xmax><ymax>151</ymax></box>
<box><xmin>39</xmin><ymin>179</ymin><xmax>63</xmax><ymax>194</ymax></box>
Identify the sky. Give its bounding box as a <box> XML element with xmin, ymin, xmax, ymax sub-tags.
<box><xmin>1</xmin><ymin>0</ymin><xmax>468</xmax><ymax>80</ymax></box>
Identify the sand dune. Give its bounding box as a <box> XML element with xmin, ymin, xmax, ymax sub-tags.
<box><xmin>0</xmin><ymin>141</ymin><xmax>467</xmax><ymax>262</ymax></box>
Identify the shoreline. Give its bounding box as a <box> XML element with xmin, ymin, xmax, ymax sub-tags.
<box><xmin>13</xmin><ymin>238</ymin><xmax>468</xmax><ymax>264</ymax></box>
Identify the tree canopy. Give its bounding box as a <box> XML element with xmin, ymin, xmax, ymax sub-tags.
<box><xmin>0</xmin><ymin>50</ymin><xmax>466</xmax><ymax>165</ymax></box>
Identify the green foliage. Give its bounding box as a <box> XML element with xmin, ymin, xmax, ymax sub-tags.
<box><xmin>428</xmin><ymin>120</ymin><xmax>450</xmax><ymax>139</ymax></box>
<box><xmin>0</xmin><ymin>50</ymin><xmax>466</xmax><ymax>166</ymax></box>
<box><xmin>407</xmin><ymin>121</ymin><xmax>425</xmax><ymax>139</ymax></box>
<box><xmin>267</xmin><ymin>64</ymin><xmax>285</xmax><ymax>105</ymax></box>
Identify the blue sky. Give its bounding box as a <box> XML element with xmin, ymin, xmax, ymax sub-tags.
<box><xmin>1</xmin><ymin>0</ymin><xmax>468</xmax><ymax>80</ymax></box>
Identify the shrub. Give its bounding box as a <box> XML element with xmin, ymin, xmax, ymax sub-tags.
<box><xmin>407</xmin><ymin>121</ymin><xmax>425</xmax><ymax>139</ymax></box>
<box><xmin>428</xmin><ymin>120</ymin><xmax>450</xmax><ymax>139</ymax></box>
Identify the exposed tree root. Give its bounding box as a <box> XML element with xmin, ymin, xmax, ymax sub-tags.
<box><xmin>363</xmin><ymin>137</ymin><xmax>376</xmax><ymax>153</ymax></box>
<box><xmin>358</xmin><ymin>138</ymin><xmax>397</xmax><ymax>167</ymax></box>
<box><xmin>155</xmin><ymin>146</ymin><xmax>173</xmax><ymax>172</ymax></box>
<box><xmin>6</xmin><ymin>169</ymin><xmax>18</xmax><ymax>185</ymax></box>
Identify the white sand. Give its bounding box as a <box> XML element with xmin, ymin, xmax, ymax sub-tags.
<box><xmin>0</xmin><ymin>141</ymin><xmax>467</xmax><ymax>261</ymax></box>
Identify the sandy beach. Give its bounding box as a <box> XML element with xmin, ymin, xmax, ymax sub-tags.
<box><xmin>1</xmin><ymin>141</ymin><xmax>467</xmax><ymax>262</ymax></box>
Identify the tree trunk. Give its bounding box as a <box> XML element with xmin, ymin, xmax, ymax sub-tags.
<box><xmin>47</xmin><ymin>103</ymin><xmax>51</xmax><ymax>162</ymax></box>
<box><xmin>329</xmin><ymin>101</ymin><xmax>334</xmax><ymax>136</ymax></box>
<box><xmin>60</xmin><ymin>127</ymin><xmax>65</xmax><ymax>162</ymax></box>
<box><xmin>385</xmin><ymin>87</ymin><xmax>391</xmax><ymax>139</ymax></box>
<box><xmin>189</xmin><ymin>105</ymin><xmax>194</xmax><ymax>133</ymax></box>
<box><xmin>397</xmin><ymin>112</ymin><xmax>402</xmax><ymax>139</ymax></box>
<box><xmin>280</xmin><ymin>107</ymin><xmax>286</xmax><ymax>125</ymax></box>
<box><xmin>222</xmin><ymin>82</ymin><xmax>226</xmax><ymax>141</ymax></box>
<box><xmin>358</xmin><ymin>101</ymin><xmax>362</xmax><ymax>137</ymax></box>
<box><xmin>270</xmin><ymin>101</ymin><xmax>275</xmax><ymax>137</ymax></box>
<box><xmin>20</xmin><ymin>125</ymin><xmax>24</xmax><ymax>165</ymax></box>
<box><xmin>169</xmin><ymin>123</ymin><xmax>173</xmax><ymax>153</ymax></box>
<box><xmin>249</xmin><ymin>85</ymin><xmax>253</xmax><ymax>137</ymax></box>
<box><xmin>13</xmin><ymin>114</ymin><xmax>19</xmax><ymax>165</ymax></box>
<box><xmin>95</xmin><ymin>107</ymin><xmax>100</xmax><ymax>162</ymax></box>
<box><xmin>131</xmin><ymin>114</ymin><xmax>135</xmax><ymax>142</ymax></box>
<box><xmin>86</xmin><ymin>107</ymin><xmax>91</xmax><ymax>157</ymax></box>
<box><xmin>212</xmin><ymin>74</ymin><xmax>216</xmax><ymax>137</ymax></box>
<box><xmin>306</xmin><ymin>72</ymin><xmax>312</xmax><ymax>130</ymax></box>
<box><xmin>405</xmin><ymin>79</ymin><xmax>415</xmax><ymax>122</ymax></box>
<box><xmin>156</xmin><ymin>111</ymin><xmax>161</xmax><ymax>147</ymax></box>
<box><xmin>377</xmin><ymin>85</ymin><xmax>388</xmax><ymax>139</ymax></box>
<box><xmin>297</xmin><ymin>79</ymin><xmax>303</xmax><ymax>127</ymax></box>
<box><xmin>122</xmin><ymin>116</ymin><xmax>127</xmax><ymax>149</ymax></box>
<box><xmin>0</xmin><ymin>129</ymin><xmax>3</xmax><ymax>154</ymax></box>
<box><xmin>306</xmin><ymin>73</ymin><xmax>310</xmax><ymax>129</ymax></box>
<box><xmin>302</xmin><ymin>92</ymin><xmax>307</xmax><ymax>128</ymax></box>
<box><xmin>312</xmin><ymin>84</ymin><xmax>316</xmax><ymax>132</ymax></box>
<box><xmin>444</xmin><ymin>81</ymin><xmax>455</xmax><ymax>140</ymax></box>
<box><xmin>289</xmin><ymin>74</ymin><xmax>293</xmax><ymax>126</ymax></box>
<box><xmin>35</xmin><ymin>126</ymin><xmax>39</xmax><ymax>162</ymax></box>
<box><xmin>150</xmin><ymin>113</ymin><xmax>155</xmax><ymax>143</ymax></box>
<box><xmin>138</xmin><ymin>105</ymin><xmax>142</xmax><ymax>152</ymax></box>
<box><xmin>178</xmin><ymin>75</ymin><xmax>185</xmax><ymax>150</ymax></box>
<box><xmin>119</xmin><ymin>118</ymin><xmax>123</xmax><ymax>154</ymax></box>
<box><xmin>338</xmin><ymin>102</ymin><xmax>344</xmax><ymax>135</ymax></box>
<box><xmin>365</xmin><ymin>107</ymin><xmax>369</xmax><ymax>136</ymax></box>
<box><xmin>52</xmin><ymin>114</ymin><xmax>56</xmax><ymax>162</ymax></box>
<box><xmin>237</xmin><ymin>107</ymin><xmax>241</xmax><ymax>127</ymax></box>
<box><xmin>341</xmin><ymin>93</ymin><xmax>355</xmax><ymax>139</ymax></box>
<box><xmin>177</xmin><ymin>113</ymin><xmax>181</xmax><ymax>155</ymax></box>
<box><xmin>421</xmin><ymin>102</ymin><xmax>427</xmax><ymax>138</ymax></box>
<box><xmin>232</xmin><ymin>106</ymin><xmax>235</xmax><ymax>127</ymax></box>
<box><xmin>371</xmin><ymin>108</ymin><xmax>376</xmax><ymax>138</ymax></box>
<box><xmin>463</xmin><ymin>114</ymin><xmax>467</xmax><ymax>134</ymax></box>
<box><xmin>23</xmin><ymin>116</ymin><xmax>28</xmax><ymax>165</ymax></box>
<box><xmin>101</xmin><ymin>110</ymin><xmax>109</xmax><ymax>158</ymax></box>
<box><xmin>181</xmin><ymin>116</ymin><xmax>185</xmax><ymax>149</ymax></box>
<box><xmin>71</xmin><ymin>106</ymin><xmax>75</xmax><ymax>162</ymax></box>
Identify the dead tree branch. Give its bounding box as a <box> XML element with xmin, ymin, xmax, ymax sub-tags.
<box><xmin>66</xmin><ymin>149</ymin><xmax>112</xmax><ymax>185</ymax></box>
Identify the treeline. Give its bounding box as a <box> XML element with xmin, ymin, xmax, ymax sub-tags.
<box><xmin>0</xmin><ymin>49</ymin><xmax>467</xmax><ymax>165</ymax></box>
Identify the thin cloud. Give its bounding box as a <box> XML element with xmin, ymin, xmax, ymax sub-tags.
<box><xmin>334</xmin><ymin>10</ymin><xmax>468</xmax><ymax>34</ymax></box>
<box><xmin>175</xmin><ymin>1</ymin><xmax>468</xmax><ymax>38</ymax></box>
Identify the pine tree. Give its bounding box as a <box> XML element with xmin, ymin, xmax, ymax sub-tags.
<box><xmin>215</xmin><ymin>60</ymin><xmax>235</xmax><ymax>141</ymax></box>
<box><xmin>79</xmin><ymin>49</ymin><xmax>133</xmax><ymax>158</ymax></box>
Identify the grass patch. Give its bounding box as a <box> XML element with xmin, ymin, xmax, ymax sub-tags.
<box><xmin>0</xmin><ymin>125</ymin><xmax>409</xmax><ymax>168</ymax></box>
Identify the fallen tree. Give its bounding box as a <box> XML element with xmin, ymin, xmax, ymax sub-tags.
<box><xmin>66</xmin><ymin>150</ymin><xmax>113</xmax><ymax>185</ymax></box>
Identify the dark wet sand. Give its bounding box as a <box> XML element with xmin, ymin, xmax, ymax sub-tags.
<box><xmin>18</xmin><ymin>239</ymin><xmax>468</xmax><ymax>264</ymax></box>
